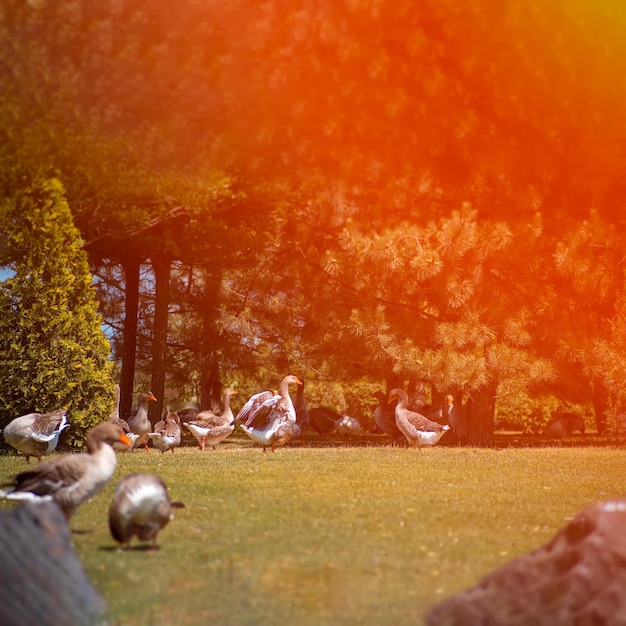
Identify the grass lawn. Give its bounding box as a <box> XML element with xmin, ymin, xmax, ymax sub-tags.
<box><xmin>2</xmin><ymin>437</ymin><xmax>626</xmax><ymax>625</ymax></box>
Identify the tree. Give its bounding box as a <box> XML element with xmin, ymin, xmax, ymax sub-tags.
<box><xmin>2</xmin><ymin>0</ymin><xmax>626</xmax><ymax>441</ymax></box>
<box><xmin>278</xmin><ymin>202</ymin><xmax>556</xmax><ymax>444</ymax></box>
<box><xmin>0</xmin><ymin>178</ymin><xmax>115</xmax><ymax>448</ymax></box>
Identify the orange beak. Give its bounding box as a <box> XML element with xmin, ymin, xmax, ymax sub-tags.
<box><xmin>119</xmin><ymin>433</ymin><xmax>132</xmax><ymax>447</ymax></box>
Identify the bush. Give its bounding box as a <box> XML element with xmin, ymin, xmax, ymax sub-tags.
<box><xmin>0</xmin><ymin>178</ymin><xmax>115</xmax><ymax>448</ymax></box>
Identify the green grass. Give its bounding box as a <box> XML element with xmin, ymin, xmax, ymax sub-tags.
<box><xmin>2</xmin><ymin>439</ymin><xmax>626</xmax><ymax>625</ymax></box>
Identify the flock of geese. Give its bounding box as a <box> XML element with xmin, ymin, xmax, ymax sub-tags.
<box><xmin>0</xmin><ymin>376</ymin><xmax>455</xmax><ymax>548</ymax></box>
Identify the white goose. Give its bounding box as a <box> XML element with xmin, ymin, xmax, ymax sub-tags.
<box><xmin>389</xmin><ymin>388</ymin><xmax>450</xmax><ymax>448</ymax></box>
<box><xmin>2</xmin><ymin>409</ymin><xmax>69</xmax><ymax>463</ymax></box>
<box><xmin>148</xmin><ymin>410</ymin><xmax>181</xmax><ymax>453</ymax></box>
<box><xmin>108</xmin><ymin>473</ymin><xmax>184</xmax><ymax>550</ymax></box>
<box><xmin>238</xmin><ymin>375</ymin><xmax>302</xmax><ymax>452</ymax></box>
<box><xmin>1</xmin><ymin>422</ymin><xmax>131</xmax><ymax>519</ymax></box>
<box><xmin>184</xmin><ymin>388</ymin><xmax>238</xmax><ymax>451</ymax></box>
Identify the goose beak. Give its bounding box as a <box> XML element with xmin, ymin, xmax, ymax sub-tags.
<box><xmin>295</xmin><ymin>378</ymin><xmax>303</xmax><ymax>385</ymax></box>
<box><xmin>119</xmin><ymin>433</ymin><xmax>132</xmax><ymax>447</ymax></box>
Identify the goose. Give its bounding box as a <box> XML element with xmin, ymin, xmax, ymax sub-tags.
<box><xmin>177</xmin><ymin>407</ymin><xmax>200</xmax><ymax>443</ymax></box>
<box><xmin>542</xmin><ymin>418</ymin><xmax>567</xmax><ymax>443</ymax></box>
<box><xmin>108</xmin><ymin>473</ymin><xmax>184</xmax><ymax>550</ymax></box>
<box><xmin>554</xmin><ymin>409</ymin><xmax>586</xmax><ymax>435</ymax></box>
<box><xmin>447</xmin><ymin>394</ymin><xmax>470</xmax><ymax>444</ymax></box>
<box><xmin>238</xmin><ymin>375</ymin><xmax>302</xmax><ymax>452</ymax></box>
<box><xmin>107</xmin><ymin>384</ymin><xmax>139</xmax><ymax>452</ymax></box>
<box><xmin>108</xmin><ymin>383</ymin><xmax>122</xmax><ymax>422</ymax></box>
<box><xmin>334</xmin><ymin>414</ymin><xmax>363</xmax><ymax>436</ymax></box>
<box><xmin>292</xmin><ymin>379</ymin><xmax>310</xmax><ymax>445</ymax></box>
<box><xmin>184</xmin><ymin>388</ymin><xmax>238</xmax><ymax>451</ymax></box>
<box><xmin>148</xmin><ymin>409</ymin><xmax>181</xmax><ymax>453</ymax></box>
<box><xmin>0</xmin><ymin>422</ymin><xmax>131</xmax><ymax>519</ymax></box>
<box><xmin>177</xmin><ymin>407</ymin><xmax>200</xmax><ymax>428</ymax></box>
<box><xmin>389</xmin><ymin>388</ymin><xmax>450</xmax><ymax>448</ymax></box>
<box><xmin>127</xmin><ymin>391</ymin><xmax>157</xmax><ymax>451</ymax></box>
<box><xmin>112</xmin><ymin>429</ymin><xmax>139</xmax><ymax>452</ymax></box>
<box><xmin>309</xmin><ymin>406</ymin><xmax>343</xmax><ymax>434</ymax></box>
<box><xmin>2</xmin><ymin>409</ymin><xmax>69</xmax><ymax>463</ymax></box>
<box><xmin>372</xmin><ymin>390</ymin><xmax>403</xmax><ymax>442</ymax></box>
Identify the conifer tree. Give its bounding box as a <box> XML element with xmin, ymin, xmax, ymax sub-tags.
<box><xmin>0</xmin><ymin>178</ymin><xmax>115</xmax><ymax>448</ymax></box>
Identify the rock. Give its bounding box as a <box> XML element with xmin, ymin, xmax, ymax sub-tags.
<box><xmin>426</xmin><ymin>500</ymin><xmax>626</xmax><ymax>625</ymax></box>
<box><xmin>0</xmin><ymin>501</ymin><xmax>107</xmax><ymax>626</ymax></box>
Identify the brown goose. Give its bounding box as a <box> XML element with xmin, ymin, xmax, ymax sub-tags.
<box><xmin>184</xmin><ymin>388</ymin><xmax>238</xmax><ymax>451</ymax></box>
<box><xmin>238</xmin><ymin>375</ymin><xmax>302</xmax><ymax>452</ymax></box>
<box><xmin>2</xmin><ymin>409</ymin><xmax>69</xmax><ymax>463</ymax></box>
<box><xmin>148</xmin><ymin>409</ymin><xmax>181</xmax><ymax>453</ymax></box>
<box><xmin>127</xmin><ymin>391</ymin><xmax>157</xmax><ymax>451</ymax></box>
<box><xmin>108</xmin><ymin>473</ymin><xmax>184</xmax><ymax>550</ymax></box>
<box><xmin>0</xmin><ymin>422</ymin><xmax>131</xmax><ymax>519</ymax></box>
<box><xmin>389</xmin><ymin>388</ymin><xmax>450</xmax><ymax>448</ymax></box>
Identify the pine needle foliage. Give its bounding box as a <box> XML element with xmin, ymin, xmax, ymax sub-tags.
<box><xmin>0</xmin><ymin>178</ymin><xmax>115</xmax><ymax>448</ymax></box>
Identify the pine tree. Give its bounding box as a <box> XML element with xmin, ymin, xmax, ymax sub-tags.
<box><xmin>0</xmin><ymin>178</ymin><xmax>115</xmax><ymax>448</ymax></box>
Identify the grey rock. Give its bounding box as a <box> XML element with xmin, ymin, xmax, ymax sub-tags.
<box><xmin>0</xmin><ymin>500</ymin><xmax>107</xmax><ymax>626</ymax></box>
<box><xmin>427</xmin><ymin>500</ymin><xmax>626</xmax><ymax>625</ymax></box>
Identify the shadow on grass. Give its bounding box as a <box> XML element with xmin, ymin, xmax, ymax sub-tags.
<box><xmin>98</xmin><ymin>544</ymin><xmax>160</xmax><ymax>552</ymax></box>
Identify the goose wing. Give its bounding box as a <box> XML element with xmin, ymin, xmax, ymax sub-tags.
<box><xmin>8</xmin><ymin>454</ymin><xmax>90</xmax><ymax>496</ymax></box>
<box><xmin>235</xmin><ymin>391</ymin><xmax>275</xmax><ymax>425</ymax></box>
<box><xmin>31</xmin><ymin>410</ymin><xmax>68</xmax><ymax>440</ymax></box>
<box><xmin>244</xmin><ymin>396</ymin><xmax>286</xmax><ymax>429</ymax></box>
<box><xmin>400</xmin><ymin>408</ymin><xmax>444</xmax><ymax>433</ymax></box>
<box><xmin>187</xmin><ymin>409</ymin><xmax>228</xmax><ymax>429</ymax></box>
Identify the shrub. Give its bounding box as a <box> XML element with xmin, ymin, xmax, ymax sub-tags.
<box><xmin>0</xmin><ymin>178</ymin><xmax>115</xmax><ymax>448</ymax></box>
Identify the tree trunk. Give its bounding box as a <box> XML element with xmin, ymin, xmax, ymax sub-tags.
<box><xmin>199</xmin><ymin>271</ymin><xmax>222</xmax><ymax>411</ymax></box>
<box><xmin>466</xmin><ymin>383</ymin><xmax>496</xmax><ymax>446</ymax></box>
<box><xmin>119</xmin><ymin>255</ymin><xmax>140</xmax><ymax>419</ymax></box>
<box><xmin>149</xmin><ymin>254</ymin><xmax>171</xmax><ymax>423</ymax></box>
<box><xmin>592</xmin><ymin>378</ymin><xmax>609</xmax><ymax>434</ymax></box>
